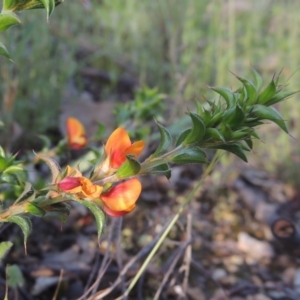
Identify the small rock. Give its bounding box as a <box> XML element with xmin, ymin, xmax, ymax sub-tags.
<box><xmin>237</xmin><ymin>232</ymin><xmax>274</xmax><ymax>261</ymax></box>
<box><xmin>212</xmin><ymin>268</ymin><xmax>227</xmax><ymax>281</ymax></box>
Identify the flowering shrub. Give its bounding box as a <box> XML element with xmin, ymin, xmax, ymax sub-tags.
<box><xmin>0</xmin><ymin>0</ymin><xmax>297</xmax><ymax>297</ymax></box>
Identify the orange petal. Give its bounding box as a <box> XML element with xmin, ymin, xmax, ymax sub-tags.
<box><xmin>101</xmin><ymin>178</ymin><xmax>141</xmax><ymax>212</ymax></box>
<box><xmin>67</xmin><ymin>117</ymin><xmax>88</xmax><ymax>150</ymax></box>
<box><xmin>105</xmin><ymin>128</ymin><xmax>131</xmax><ymax>168</ymax></box>
<box><xmin>124</xmin><ymin>140</ymin><xmax>145</xmax><ymax>157</ymax></box>
<box><xmin>79</xmin><ymin>177</ymin><xmax>103</xmax><ymax>199</ymax></box>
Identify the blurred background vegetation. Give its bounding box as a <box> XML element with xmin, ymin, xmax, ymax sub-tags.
<box><xmin>0</xmin><ymin>0</ymin><xmax>299</xmax><ymax>180</ymax></box>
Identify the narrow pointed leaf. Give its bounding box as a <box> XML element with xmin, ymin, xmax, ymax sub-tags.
<box><xmin>15</xmin><ymin>182</ymin><xmax>35</xmax><ymax>204</ymax></box>
<box><xmin>171</xmin><ymin>146</ymin><xmax>207</xmax><ymax>164</ymax></box>
<box><xmin>252</xmin><ymin>68</ymin><xmax>263</xmax><ymax>91</ymax></box>
<box><xmin>176</xmin><ymin>129</ymin><xmax>191</xmax><ymax>146</ymax></box>
<box><xmin>244</xmin><ymin>138</ymin><xmax>253</xmax><ymax>150</ymax></box>
<box><xmin>203</xmin><ymin>128</ymin><xmax>225</xmax><ymax>143</ymax></box>
<box><xmin>183</xmin><ymin>113</ymin><xmax>206</xmax><ymax>145</ymax></box>
<box><xmin>6</xmin><ymin>216</ymin><xmax>32</xmax><ymax>250</ymax></box>
<box><xmin>3</xmin><ymin>165</ymin><xmax>24</xmax><ymax>174</ymax></box>
<box><xmin>209</xmin><ymin>144</ymin><xmax>248</xmax><ymax>162</ymax></box>
<box><xmin>196</xmin><ymin>102</ymin><xmax>203</xmax><ymax>115</ymax></box>
<box><xmin>0</xmin><ymin>157</ymin><xmax>7</xmax><ymax>171</ymax></box>
<box><xmin>0</xmin><ymin>12</ymin><xmax>20</xmax><ymax>32</ymax></box>
<box><xmin>151</xmin><ymin>123</ymin><xmax>172</xmax><ymax>157</ymax></box>
<box><xmin>39</xmin><ymin>0</ymin><xmax>55</xmax><ymax>19</ymax></box>
<box><xmin>148</xmin><ymin>163</ymin><xmax>171</xmax><ymax>180</ymax></box>
<box><xmin>230</xmin><ymin>129</ymin><xmax>250</xmax><ymax>140</ymax></box>
<box><xmin>251</xmin><ymin>104</ymin><xmax>288</xmax><ymax>133</ymax></box>
<box><xmin>206</xmin><ymin>112</ymin><xmax>223</xmax><ymax>127</ymax></box>
<box><xmin>236</xmin><ymin>76</ymin><xmax>258</xmax><ymax>105</ymax></box>
<box><xmin>258</xmin><ymin>80</ymin><xmax>276</xmax><ymax>104</ymax></box>
<box><xmin>222</xmin><ymin>105</ymin><xmax>245</xmax><ymax>129</ymax></box>
<box><xmin>0</xmin><ymin>42</ymin><xmax>12</xmax><ymax>60</ymax></box>
<box><xmin>266</xmin><ymin>90</ymin><xmax>297</xmax><ymax>106</ymax></box>
<box><xmin>0</xmin><ymin>241</ymin><xmax>13</xmax><ymax>261</ymax></box>
<box><xmin>80</xmin><ymin>200</ymin><xmax>105</xmax><ymax>239</ymax></box>
<box><xmin>210</xmin><ymin>87</ymin><xmax>235</xmax><ymax>107</ymax></box>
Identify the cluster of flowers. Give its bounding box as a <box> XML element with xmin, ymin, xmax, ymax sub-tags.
<box><xmin>56</xmin><ymin>117</ymin><xmax>144</xmax><ymax>217</ymax></box>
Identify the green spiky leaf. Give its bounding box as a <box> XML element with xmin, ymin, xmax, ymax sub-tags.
<box><xmin>0</xmin><ymin>241</ymin><xmax>13</xmax><ymax>261</ymax></box>
<box><xmin>0</xmin><ymin>42</ymin><xmax>12</xmax><ymax>60</ymax></box>
<box><xmin>258</xmin><ymin>80</ymin><xmax>277</xmax><ymax>104</ymax></box>
<box><xmin>6</xmin><ymin>216</ymin><xmax>32</xmax><ymax>251</ymax></box>
<box><xmin>236</xmin><ymin>76</ymin><xmax>258</xmax><ymax>105</ymax></box>
<box><xmin>209</xmin><ymin>143</ymin><xmax>248</xmax><ymax>162</ymax></box>
<box><xmin>183</xmin><ymin>113</ymin><xmax>206</xmax><ymax>145</ymax></box>
<box><xmin>266</xmin><ymin>90</ymin><xmax>298</xmax><ymax>106</ymax></box>
<box><xmin>251</xmin><ymin>104</ymin><xmax>288</xmax><ymax>133</ymax></box>
<box><xmin>203</xmin><ymin>128</ymin><xmax>225</xmax><ymax>143</ymax></box>
<box><xmin>210</xmin><ymin>87</ymin><xmax>236</xmax><ymax>107</ymax></box>
<box><xmin>15</xmin><ymin>182</ymin><xmax>35</xmax><ymax>204</ymax></box>
<box><xmin>148</xmin><ymin>163</ymin><xmax>171</xmax><ymax>180</ymax></box>
<box><xmin>0</xmin><ymin>12</ymin><xmax>20</xmax><ymax>32</ymax></box>
<box><xmin>80</xmin><ymin>200</ymin><xmax>105</xmax><ymax>239</ymax></box>
<box><xmin>151</xmin><ymin>122</ymin><xmax>172</xmax><ymax>158</ymax></box>
<box><xmin>171</xmin><ymin>146</ymin><xmax>207</xmax><ymax>164</ymax></box>
<box><xmin>252</xmin><ymin>68</ymin><xmax>263</xmax><ymax>91</ymax></box>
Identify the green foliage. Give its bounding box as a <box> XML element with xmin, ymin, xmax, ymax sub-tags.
<box><xmin>171</xmin><ymin>146</ymin><xmax>208</xmax><ymax>164</ymax></box>
<box><xmin>80</xmin><ymin>200</ymin><xmax>106</xmax><ymax>240</ymax></box>
<box><xmin>114</xmin><ymin>86</ymin><xmax>166</xmax><ymax>138</ymax></box>
<box><xmin>150</xmin><ymin>122</ymin><xmax>172</xmax><ymax>158</ymax></box>
<box><xmin>0</xmin><ymin>147</ymin><xmax>27</xmax><ymax>184</ymax></box>
<box><xmin>6</xmin><ymin>264</ymin><xmax>24</xmax><ymax>288</ymax></box>
<box><xmin>0</xmin><ymin>12</ymin><xmax>20</xmax><ymax>32</ymax></box>
<box><xmin>116</xmin><ymin>155</ymin><xmax>141</xmax><ymax>178</ymax></box>
<box><xmin>0</xmin><ymin>241</ymin><xmax>13</xmax><ymax>261</ymax></box>
<box><xmin>172</xmin><ymin>71</ymin><xmax>294</xmax><ymax>162</ymax></box>
<box><xmin>5</xmin><ymin>216</ymin><xmax>32</xmax><ymax>250</ymax></box>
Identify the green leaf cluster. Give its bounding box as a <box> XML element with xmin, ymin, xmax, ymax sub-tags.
<box><xmin>114</xmin><ymin>86</ymin><xmax>167</xmax><ymax>139</ymax></box>
<box><xmin>0</xmin><ymin>146</ymin><xmax>27</xmax><ymax>184</ymax></box>
<box><xmin>0</xmin><ymin>0</ymin><xmax>64</xmax><ymax>59</ymax></box>
<box><xmin>174</xmin><ymin>71</ymin><xmax>295</xmax><ymax>162</ymax></box>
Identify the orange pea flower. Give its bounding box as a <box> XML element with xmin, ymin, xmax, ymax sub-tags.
<box><xmin>101</xmin><ymin>178</ymin><xmax>142</xmax><ymax>217</ymax></box>
<box><xmin>105</xmin><ymin>127</ymin><xmax>144</xmax><ymax>168</ymax></box>
<box><xmin>58</xmin><ymin>166</ymin><xmax>102</xmax><ymax>200</ymax></box>
<box><xmin>66</xmin><ymin>117</ymin><xmax>88</xmax><ymax>150</ymax></box>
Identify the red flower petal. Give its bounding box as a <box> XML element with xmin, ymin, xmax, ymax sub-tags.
<box><xmin>58</xmin><ymin>177</ymin><xmax>81</xmax><ymax>192</ymax></box>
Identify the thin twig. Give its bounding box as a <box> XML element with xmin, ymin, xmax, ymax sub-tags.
<box><xmin>153</xmin><ymin>239</ymin><xmax>192</xmax><ymax>300</ymax></box>
<box><xmin>115</xmin><ymin>218</ymin><xmax>126</xmax><ymax>297</ymax></box>
<box><xmin>77</xmin><ymin>219</ymin><xmax>117</xmax><ymax>300</ymax></box>
<box><xmin>181</xmin><ymin>212</ymin><xmax>192</xmax><ymax>298</ymax></box>
<box><xmin>52</xmin><ymin>269</ymin><xmax>64</xmax><ymax>300</ymax></box>
<box><xmin>83</xmin><ymin>250</ymin><xmax>101</xmax><ymax>294</ymax></box>
<box><xmin>87</xmin><ymin>220</ymin><xmax>171</xmax><ymax>300</ymax></box>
